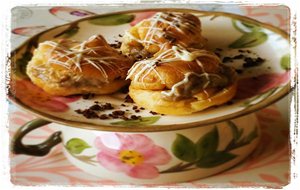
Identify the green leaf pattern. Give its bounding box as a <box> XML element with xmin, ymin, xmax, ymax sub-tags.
<box><xmin>196</xmin><ymin>151</ymin><xmax>236</xmax><ymax>168</ymax></box>
<box><xmin>88</xmin><ymin>14</ymin><xmax>135</xmax><ymax>25</ymax></box>
<box><xmin>229</xmin><ymin>20</ymin><xmax>268</xmax><ymax>48</ymax></box>
<box><xmin>164</xmin><ymin>121</ymin><xmax>258</xmax><ymax>173</ymax></box>
<box><xmin>65</xmin><ymin>138</ymin><xmax>97</xmax><ymax>165</ymax></box>
<box><xmin>225</xmin><ymin>121</ymin><xmax>258</xmax><ymax>151</ymax></box>
<box><xmin>280</xmin><ymin>54</ymin><xmax>290</xmax><ymax>70</ymax></box>
<box><xmin>229</xmin><ymin>31</ymin><xmax>268</xmax><ymax>48</ymax></box>
<box><xmin>111</xmin><ymin>116</ymin><xmax>160</xmax><ymax>126</ymax></box>
<box><xmin>228</xmin><ymin>120</ymin><xmax>244</xmax><ymax>141</ymax></box>
<box><xmin>195</xmin><ymin>127</ymin><xmax>219</xmax><ymax>160</ymax></box>
<box><xmin>60</xmin><ymin>26</ymin><xmax>79</xmax><ymax>38</ymax></box>
<box><xmin>64</xmin><ymin>121</ymin><xmax>258</xmax><ymax>174</ymax></box>
<box><xmin>66</xmin><ymin>138</ymin><xmax>91</xmax><ymax>154</ymax></box>
<box><xmin>172</xmin><ymin>134</ymin><xmax>197</xmax><ymax>162</ymax></box>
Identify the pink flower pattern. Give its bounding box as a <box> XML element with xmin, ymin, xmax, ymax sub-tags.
<box><xmin>130</xmin><ymin>11</ymin><xmax>157</xmax><ymax>26</ymax></box>
<box><xmin>10</xmin><ymin>105</ymin><xmax>289</xmax><ymax>186</ymax></box>
<box><xmin>49</xmin><ymin>7</ymin><xmax>95</xmax><ymax>21</ymax></box>
<box><xmin>94</xmin><ymin>133</ymin><xmax>171</xmax><ymax>179</ymax></box>
<box><xmin>12</xmin><ymin>26</ymin><xmax>48</xmax><ymax>36</ymax></box>
<box><xmin>235</xmin><ymin>72</ymin><xmax>290</xmax><ymax>99</ymax></box>
<box><xmin>10</xmin><ymin>79</ymin><xmax>80</xmax><ymax>112</ymax></box>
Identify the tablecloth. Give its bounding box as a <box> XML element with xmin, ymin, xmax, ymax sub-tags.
<box><xmin>9</xmin><ymin>4</ymin><xmax>291</xmax><ymax>188</ymax></box>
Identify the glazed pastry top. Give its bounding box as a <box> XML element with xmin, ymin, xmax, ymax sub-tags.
<box><xmin>30</xmin><ymin>35</ymin><xmax>133</xmax><ymax>84</ymax></box>
<box><xmin>121</xmin><ymin>12</ymin><xmax>207</xmax><ymax>58</ymax></box>
<box><xmin>127</xmin><ymin>43</ymin><xmax>236</xmax><ymax>100</ymax></box>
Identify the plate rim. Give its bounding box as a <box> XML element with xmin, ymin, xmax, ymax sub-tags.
<box><xmin>8</xmin><ymin>8</ymin><xmax>292</xmax><ymax>132</ymax></box>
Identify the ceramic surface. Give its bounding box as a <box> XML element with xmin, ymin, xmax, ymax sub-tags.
<box><xmin>59</xmin><ymin>113</ymin><xmax>260</xmax><ymax>183</ymax></box>
<box><xmin>10</xmin><ymin>105</ymin><xmax>289</xmax><ymax>187</ymax></box>
<box><xmin>9</xmin><ymin>9</ymin><xmax>291</xmax><ymax>132</ymax></box>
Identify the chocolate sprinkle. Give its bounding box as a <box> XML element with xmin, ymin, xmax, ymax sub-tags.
<box><xmin>233</xmin><ymin>54</ymin><xmax>244</xmax><ymax>59</ymax></box>
<box><xmin>130</xmin><ymin>115</ymin><xmax>141</xmax><ymax>120</ymax></box>
<box><xmin>75</xmin><ymin>109</ymin><xmax>83</xmax><ymax>114</ymax></box>
<box><xmin>120</xmin><ymin>116</ymin><xmax>129</xmax><ymax>120</ymax></box>
<box><xmin>150</xmin><ymin>111</ymin><xmax>158</xmax><ymax>115</ymax></box>
<box><xmin>110</xmin><ymin>41</ymin><xmax>122</xmax><ymax>48</ymax></box>
<box><xmin>243</xmin><ymin>57</ymin><xmax>265</xmax><ymax>68</ymax></box>
<box><xmin>75</xmin><ymin>102</ymin><xmax>115</xmax><ymax>119</ymax></box>
<box><xmin>82</xmin><ymin>93</ymin><xmax>95</xmax><ymax>99</ymax></box>
<box><xmin>99</xmin><ymin>114</ymin><xmax>109</xmax><ymax>120</ymax></box>
<box><xmin>222</xmin><ymin>57</ymin><xmax>233</xmax><ymax>63</ymax></box>
<box><xmin>112</xmin><ymin>110</ymin><xmax>125</xmax><ymax>116</ymax></box>
<box><xmin>124</xmin><ymin>95</ymin><xmax>134</xmax><ymax>103</ymax></box>
<box><xmin>90</xmin><ymin>104</ymin><xmax>102</xmax><ymax>111</ymax></box>
<box><xmin>103</xmin><ymin>103</ymin><xmax>114</xmax><ymax>110</ymax></box>
<box><xmin>235</xmin><ymin>69</ymin><xmax>243</xmax><ymax>74</ymax></box>
<box><xmin>82</xmin><ymin>109</ymin><xmax>99</xmax><ymax>119</ymax></box>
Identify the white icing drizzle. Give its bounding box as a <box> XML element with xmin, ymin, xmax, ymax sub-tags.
<box><xmin>161</xmin><ymin>72</ymin><xmax>223</xmax><ymax>101</ymax></box>
<box><xmin>126</xmin><ymin>12</ymin><xmax>200</xmax><ymax>49</ymax></box>
<box><xmin>127</xmin><ymin>45</ymin><xmax>221</xmax><ymax>86</ymax></box>
<box><xmin>35</xmin><ymin>35</ymin><xmax>128</xmax><ymax>83</ymax></box>
<box><xmin>125</xmin><ymin>12</ymin><xmax>231</xmax><ymax>100</ymax></box>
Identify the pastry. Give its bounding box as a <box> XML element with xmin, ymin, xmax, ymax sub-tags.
<box><xmin>121</xmin><ymin>12</ymin><xmax>207</xmax><ymax>60</ymax></box>
<box><xmin>127</xmin><ymin>44</ymin><xmax>237</xmax><ymax>115</ymax></box>
<box><xmin>26</xmin><ymin>35</ymin><xmax>133</xmax><ymax>96</ymax></box>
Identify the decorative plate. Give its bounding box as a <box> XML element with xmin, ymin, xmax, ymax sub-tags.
<box><xmin>9</xmin><ymin>9</ymin><xmax>291</xmax><ymax>132</ymax></box>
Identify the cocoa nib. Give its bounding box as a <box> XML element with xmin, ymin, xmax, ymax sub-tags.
<box><xmin>82</xmin><ymin>93</ymin><xmax>95</xmax><ymax>99</ymax></box>
<box><xmin>243</xmin><ymin>57</ymin><xmax>265</xmax><ymax>68</ymax></box>
<box><xmin>150</xmin><ymin>111</ymin><xmax>158</xmax><ymax>115</ymax></box>
<box><xmin>124</xmin><ymin>95</ymin><xmax>134</xmax><ymax>103</ymax></box>
<box><xmin>102</xmin><ymin>103</ymin><xmax>114</xmax><ymax>110</ymax></box>
<box><xmin>90</xmin><ymin>104</ymin><xmax>103</xmax><ymax>111</ymax></box>
<box><xmin>99</xmin><ymin>114</ymin><xmax>109</xmax><ymax>120</ymax></box>
<box><xmin>82</xmin><ymin>109</ymin><xmax>99</xmax><ymax>119</ymax></box>
<box><xmin>222</xmin><ymin>57</ymin><xmax>233</xmax><ymax>63</ymax></box>
<box><xmin>235</xmin><ymin>69</ymin><xmax>243</xmax><ymax>74</ymax></box>
<box><xmin>233</xmin><ymin>54</ymin><xmax>244</xmax><ymax>59</ymax></box>
<box><xmin>120</xmin><ymin>116</ymin><xmax>129</xmax><ymax>120</ymax></box>
<box><xmin>112</xmin><ymin>110</ymin><xmax>125</xmax><ymax>116</ymax></box>
<box><xmin>75</xmin><ymin>102</ymin><xmax>114</xmax><ymax>119</ymax></box>
<box><xmin>130</xmin><ymin>115</ymin><xmax>141</xmax><ymax>120</ymax></box>
<box><xmin>110</xmin><ymin>41</ymin><xmax>122</xmax><ymax>48</ymax></box>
